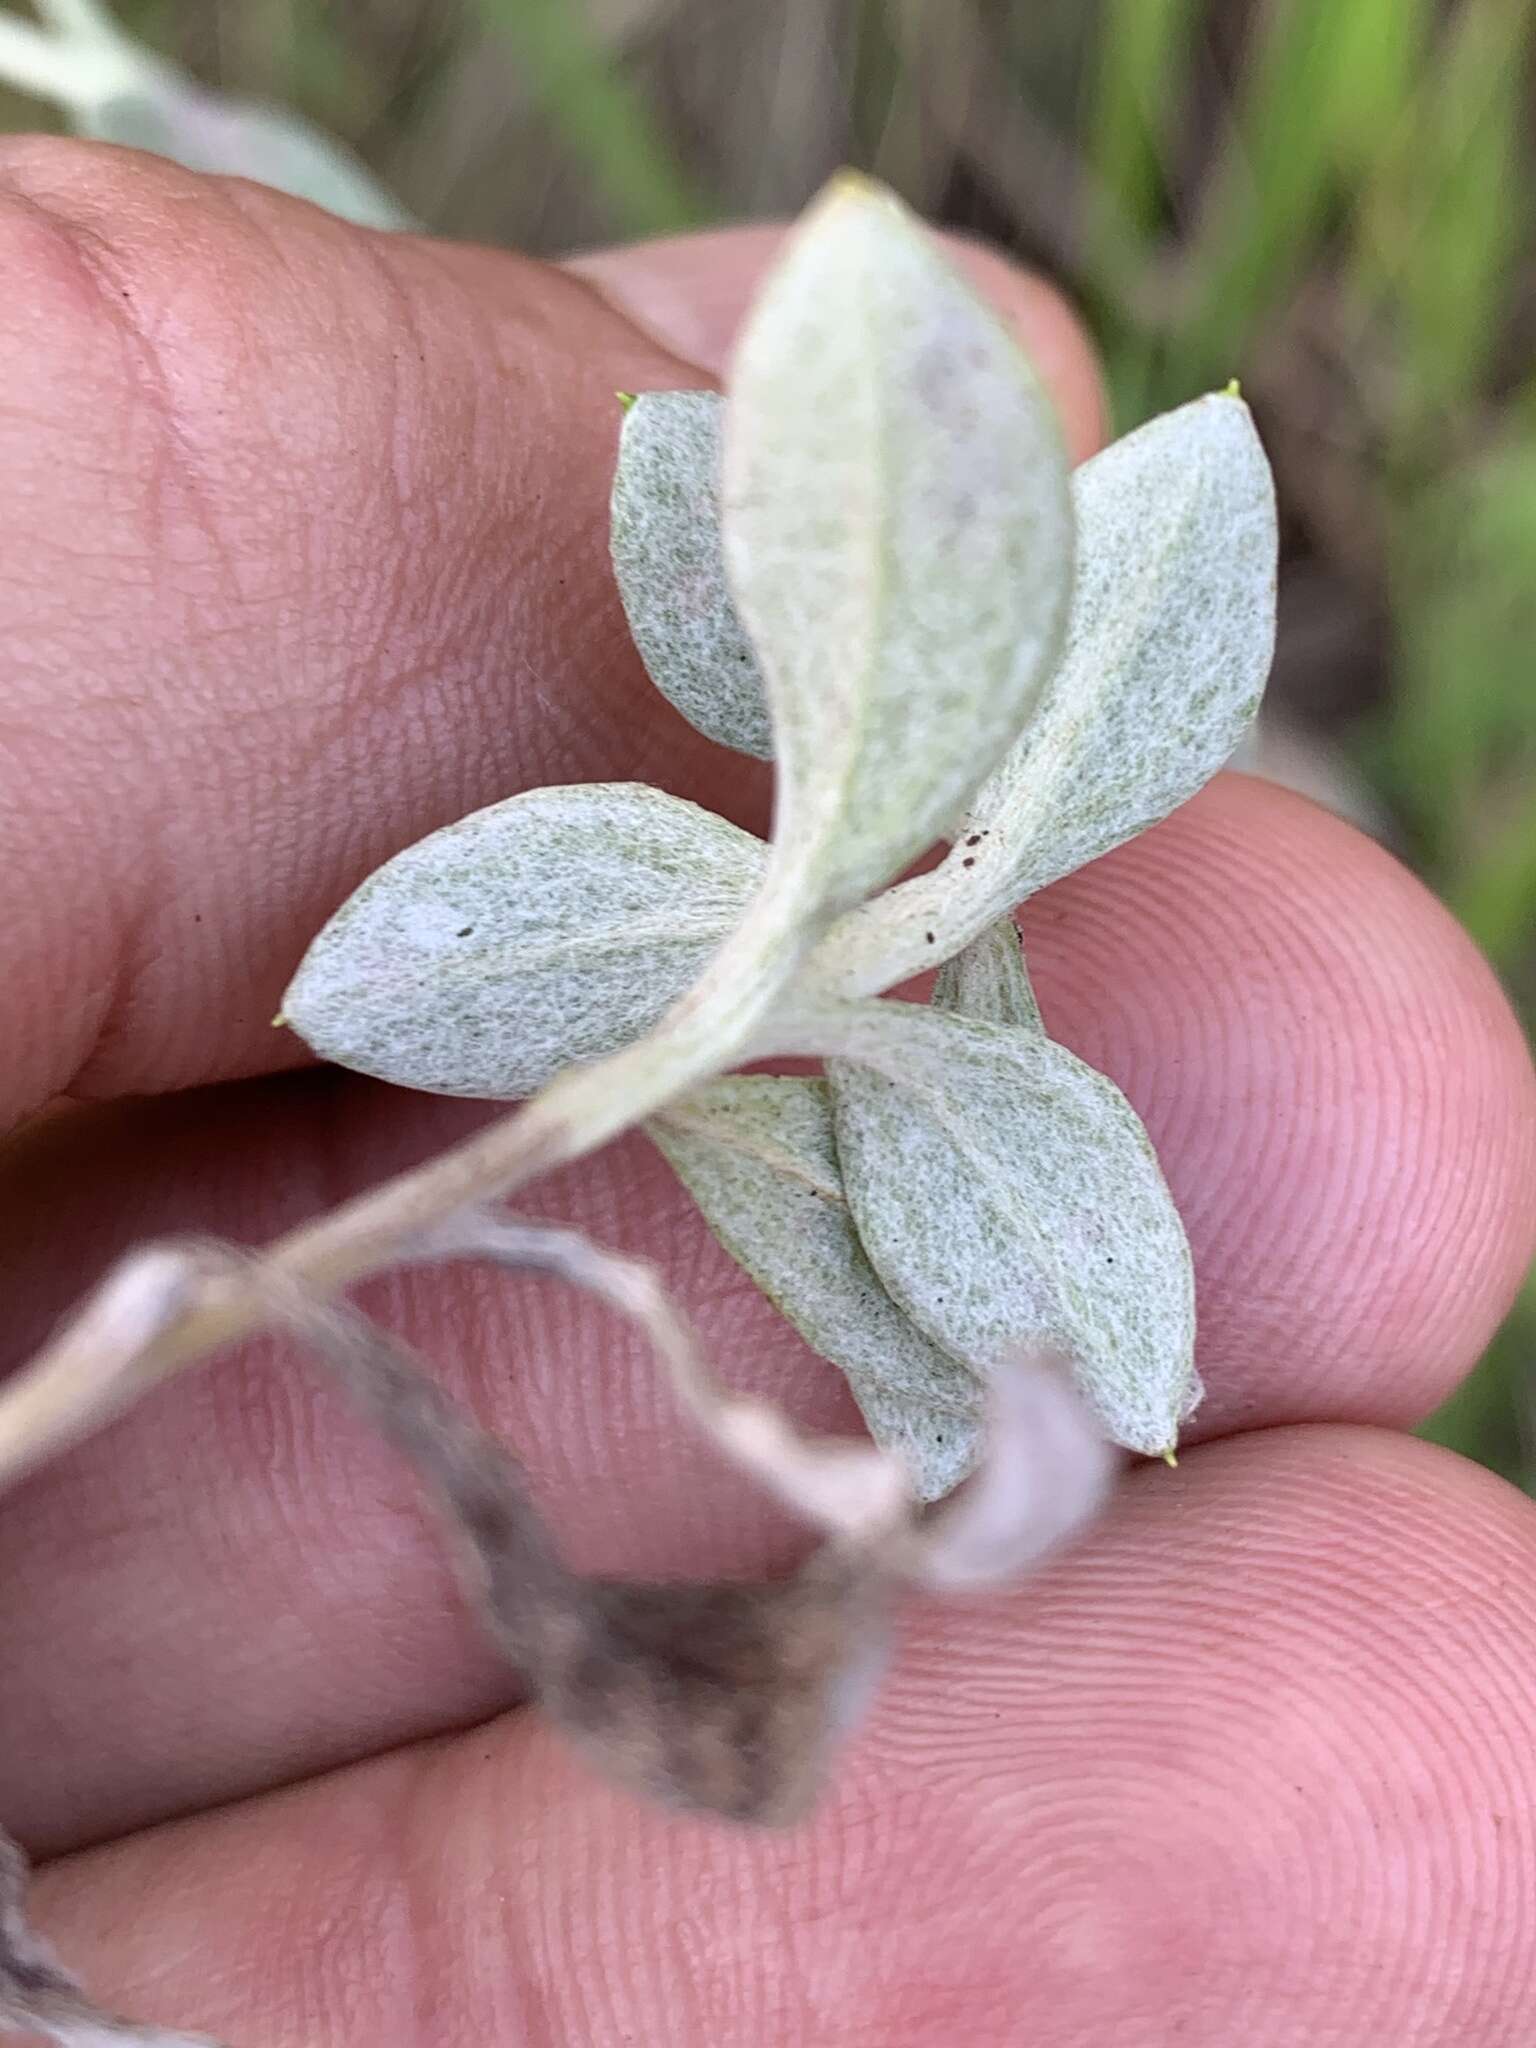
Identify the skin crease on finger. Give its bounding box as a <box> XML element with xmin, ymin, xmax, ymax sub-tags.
<box><xmin>1</xmin><ymin>139</ymin><xmax>1535</xmax><ymax>2042</ymax></box>
<box><xmin>27</xmin><ymin>1427</ymin><xmax>1536</xmax><ymax>2048</ymax></box>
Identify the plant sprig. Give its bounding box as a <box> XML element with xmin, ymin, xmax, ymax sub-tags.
<box><xmin>282</xmin><ymin>187</ymin><xmax>1275</xmax><ymax>1485</ymax></box>
<box><xmin>0</xmin><ymin>177</ymin><xmax>1276</xmax><ymax>1897</ymax></box>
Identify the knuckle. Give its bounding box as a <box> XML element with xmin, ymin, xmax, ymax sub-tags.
<box><xmin>0</xmin><ymin>136</ymin><xmax>219</xmax><ymax>368</ymax></box>
<box><xmin>0</xmin><ymin>139</ymin><xmax>405</xmax><ymax>1103</ymax></box>
<box><xmin>0</xmin><ymin>135</ymin><xmax>393</xmax><ymax>549</ymax></box>
<box><xmin>0</xmin><ymin>139</ymin><xmax>248</xmax><ymax>522</ymax></box>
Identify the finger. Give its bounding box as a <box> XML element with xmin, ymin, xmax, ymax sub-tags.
<box><xmin>566</xmin><ymin>222</ymin><xmax>1109</xmax><ymax>460</ymax></box>
<box><xmin>0</xmin><ymin>139</ymin><xmax>1101</xmax><ymax>1128</ymax></box>
<box><xmin>1025</xmin><ymin>775</ymin><xmax>1536</xmax><ymax>1443</ymax></box>
<box><xmin>3</xmin><ymin>773</ymin><xmax>1532</xmax><ymax>1853</ymax></box>
<box><xmin>29</xmin><ymin>1428</ymin><xmax>1536</xmax><ymax>2047</ymax></box>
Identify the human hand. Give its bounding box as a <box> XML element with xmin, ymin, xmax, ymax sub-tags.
<box><xmin>2</xmin><ymin>138</ymin><xmax>1534</xmax><ymax>2048</ymax></box>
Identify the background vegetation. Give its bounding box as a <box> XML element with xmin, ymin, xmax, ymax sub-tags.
<box><xmin>3</xmin><ymin>0</ymin><xmax>1532</xmax><ymax>1477</ymax></box>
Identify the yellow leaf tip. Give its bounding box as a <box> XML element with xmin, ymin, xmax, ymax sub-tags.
<box><xmin>615</xmin><ymin>390</ymin><xmax>638</xmax><ymax>412</ymax></box>
<box><xmin>1160</xmin><ymin>1447</ymin><xmax>1179</xmax><ymax>1468</ymax></box>
<box><xmin>826</xmin><ymin>166</ymin><xmax>883</xmax><ymax>199</ymax></box>
<box><xmin>271</xmin><ymin>1012</ymin><xmax>289</xmax><ymax>1029</ymax></box>
<box><xmin>814</xmin><ymin>168</ymin><xmax>904</xmax><ymax>224</ymax></box>
<box><xmin>1222</xmin><ymin>377</ymin><xmax>1242</xmax><ymax>400</ymax></box>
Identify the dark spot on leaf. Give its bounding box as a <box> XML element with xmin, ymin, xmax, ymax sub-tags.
<box><xmin>926</xmin><ymin>931</ymin><xmax>935</xmax><ymax>944</ymax></box>
<box><xmin>456</xmin><ymin>926</ymin><xmax>475</xmax><ymax>939</ymax></box>
<box><xmin>962</xmin><ymin>857</ymin><xmax>976</xmax><ymax>868</ymax></box>
<box><xmin>965</xmin><ymin>833</ymin><xmax>982</xmax><ymax>847</ymax></box>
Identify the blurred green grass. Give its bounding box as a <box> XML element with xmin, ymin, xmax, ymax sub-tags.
<box><xmin>4</xmin><ymin>0</ymin><xmax>1533</xmax><ymax>1476</ymax></box>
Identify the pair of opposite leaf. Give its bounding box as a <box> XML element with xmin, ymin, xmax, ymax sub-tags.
<box><xmin>286</xmin><ymin>178</ymin><xmax>1279</xmax><ymax>1498</ymax></box>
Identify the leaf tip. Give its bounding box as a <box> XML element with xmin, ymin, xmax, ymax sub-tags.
<box><xmin>822</xmin><ymin>165</ymin><xmax>888</xmax><ymax>204</ymax></box>
<box><xmin>1160</xmin><ymin>1446</ymin><xmax>1179</xmax><ymax>1468</ymax></box>
<box><xmin>1222</xmin><ymin>377</ymin><xmax>1242</xmax><ymax>399</ymax></box>
<box><xmin>615</xmin><ymin>389</ymin><xmax>638</xmax><ymax>412</ymax></box>
<box><xmin>807</xmin><ymin>166</ymin><xmax>907</xmax><ymax>237</ymax></box>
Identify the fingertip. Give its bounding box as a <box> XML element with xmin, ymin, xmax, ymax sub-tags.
<box><xmin>565</xmin><ymin>222</ymin><xmax>783</xmax><ymax>385</ymax></box>
<box><xmin>1025</xmin><ymin>773</ymin><xmax>1536</xmax><ymax>1435</ymax></box>
<box><xmin>566</xmin><ymin>221</ymin><xmax>1107</xmax><ymax>460</ymax></box>
<box><xmin>32</xmin><ymin>1424</ymin><xmax>1536</xmax><ymax>2048</ymax></box>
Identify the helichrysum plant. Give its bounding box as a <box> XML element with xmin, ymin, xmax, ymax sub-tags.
<box><xmin>280</xmin><ymin>212</ymin><xmax>1276</xmax><ymax>1496</ymax></box>
<box><xmin>0</xmin><ymin>23</ymin><xmax>1276</xmax><ymax>2039</ymax></box>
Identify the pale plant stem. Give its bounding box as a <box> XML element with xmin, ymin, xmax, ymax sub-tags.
<box><xmin>806</xmin><ymin>848</ymin><xmax>1016</xmax><ymax>1001</ymax></box>
<box><xmin>754</xmin><ymin>993</ymin><xmax>913</xmax><ymax>1066</ymax></box>
<box><xmin>0</xmin><ymin>15</ymin><xmax>80</xmax><ymax>100</ymax></box>
<box><xmin>32</xmin><ymin>0</ymin><xmax>124</xmax><ymax>40</ymax></box>
<box><xmin>0</xmin><ymin>4</ymin><xmax>154</xmax><ymax>111</ymax></box>
<box><xmin>407</xmin><ymin>1210</ymin><xmax>912</xmax><ymax>1540</ymax></box>
<box><xmin>0</xmin><ymin>871</ymin><xmax>821</xmax><ymax>1493</ymax></box>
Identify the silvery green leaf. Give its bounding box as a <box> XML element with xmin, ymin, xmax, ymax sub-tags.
<box><xmin>816</xmin><ymin>392</ymin><xmax>1277</xmax><ymax>996</ymax></box>
<box><xmin>962</xmin><ymin>392</ymin><xmax>1274</xmax><ymax>881</ymax></box>
<box><xmin>721</xmin><ymin>174</ymin><xmax>1073</xmax><ymax>919</ymax></box>
<box><xmin>551</xmin><ymin>176</ymin><xmax>1076</xmax><ymax>1138</ymax></box>
<box><xmin>85</xmin><ymin>85</ymin><xmax>415</xmax><ymax>230</ymax></box>
<box><xmin>611</xmin><ymin>393</ymin><xmax>773</xmax><ymax>760</ymax></box>
<box><xmin>932</xmin><ymin>916</ymin><xmax>1042</xmax><ymax>1033</ymax></box>
<box><xmin>283</xmin><ymin>784</ymin><xmax>764</xmax><ymax>1099</ymax></box>
<box><xmin>652</xmin><ymin>1076</ymin><xmax>982</xmax><ymax>1500</ymax></box>
<box><xmin>0</xmin><ymin>6</ymin><xmax>412</xmax><ymax>230</ymax></box>
<box><xmin>812</xmin><ymin>1001</ymin><xmax>1198</xmax><ymax>1456</ymax></box>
